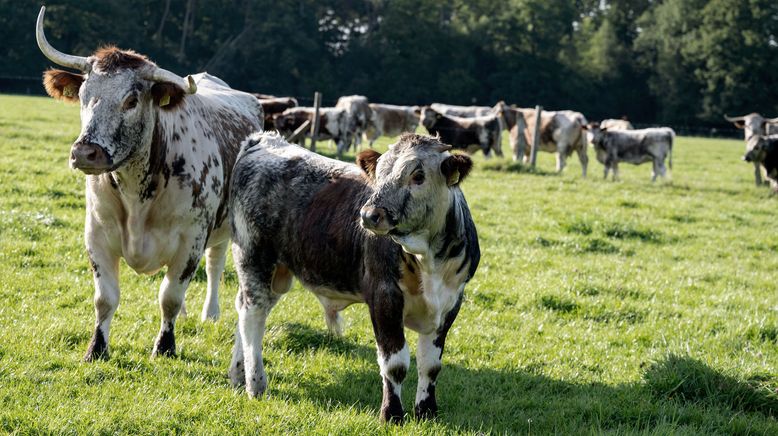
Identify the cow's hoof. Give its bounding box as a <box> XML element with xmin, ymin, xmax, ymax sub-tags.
<box><xmin>151</xmin><ymin>328</ymin><xmax>176</xmax><ymax>358</ymax></box>
<box><xmin>245</xmin><ymin>372</ymin><xmax>267</xmax><ymax>398</ymax></box>
<box><xmin>84</xmin><ymin>329</ymin><xmax>109</xmax><ymax>362</ymax></box>
<box><xmin>201</xmin><ymin>308</ymin><xmax>220</xmax><ymax>322</ymax></box>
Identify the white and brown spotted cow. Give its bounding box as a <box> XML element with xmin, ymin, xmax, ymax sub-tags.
<box><xmin>513</xmin><ymin>107</ymin><xmax>589</xmax><ymax>176</ymax></box>
<box><xmin>336</xmin><ymin>95</ymin><xmax>372</xmax><ymax>150</ymax></box>
<box><xmin>725</xmin><ymin>113</ymin><xmax>778</xmax><ymax>186</ymax></box>
<box><xmin>363</xmin><ymin>103</ymin><xmax>421</xmax><ymax>147</ymax></box>
<box><xmin>228</xmin><ymin>132</ymin><xmax>480</xmax><ymax>422</ymax></box>
<box><xmin>36</xmin><ymin>6</ymin><xmax>263</xmax><ymax>361</ymax></box>
<box><xmin>585</xmin><ymin>123</ymin><xmax>674</xmax><ymax>181</ymax></box>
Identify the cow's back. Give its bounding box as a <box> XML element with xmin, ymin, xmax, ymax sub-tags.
<box><xmin>232</xmin><ymin>134</ymin><xmax>387</xmax><ymax>294</ymax></box>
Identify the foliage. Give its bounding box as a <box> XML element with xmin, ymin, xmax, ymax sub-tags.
<box><xmin>1</xmin><ymin>95</ymin><xmax>777</xmax><ymax>433</ymax></box>
<box><xmin>1</xmin><ymin>0</ymin><xmax>777</xmax><ymax>123</ymax></box>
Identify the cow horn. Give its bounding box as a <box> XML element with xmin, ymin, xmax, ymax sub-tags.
<box><xmin>36</xmin><ymin>6</ymin><xmax>91</xmax><ymax>72</ymax></box>
<box><xmin>765</xmin><ymin>117</ymin><xmax>778</xmax><ymax>124</ymax></box>
<box><xmin>142</xmin><ymin>67</ymin><xmax>197</xmax><ymax>94</ymax></box>
<box><xmin>724</xmin><ymin>114</ymin><xmax>746</xmax><ymax>122</ymax></box>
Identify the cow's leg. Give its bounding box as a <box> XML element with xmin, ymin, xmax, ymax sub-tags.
<box><xmin>603</xmin><ymin>164</ymin><xmax>610</xmax><ymax>180</ymax></box>
<box><xmin>231</xmin><ymin>242</ymin><xmax>287</xmax><ymax>397</ymax></box>
<box><xmin>556</xmin><ymin>151</ymin><xmax>567</xmax><ymax>173</ymax></box>
<box><xmin>612</xmin><ymin>162</ymin><xmax>620</xmax><ymax>181</ymax></box>
<box><xmin>754</xmin><ymin>161</ymin><xmax>763</xmax><ymax>186</ymax></box>
<box><xmin>577</xmin><ymin>146</ymin><xmax>588</xmax><ymax>177</ymax></box>
<box><xmin>316</xmin><ymin>295</ymin><xmax>345</xmax><ymax>336</ymax></box>
<box><xmin>369</xmin><ymin>289</ymin><xmax>409</xmax><ymax>423</ymax></box>
<box><xmin>152</xmin><ymin>251</ymin><xmax>203</xmax><ymax>357</ymax></box>
<box><xmin>415</xmin><ymin>294</ymin><xmax>463</xmax><ymax>419</ymax></box>
<box><xmin>651</xmin><ymin>159</ymin><xmax>660</xmax><ymax>182</ymax></box>
<box><xmin>201</xmin><ymin>240</ymin><xmax>228</xmax><ymax>321</ymax></box>
<box><xmin>336</xmin><ymin>139</ymin><xmax>348</xmax><ymax>160</ymax></box>
<box><xmin>84</xmin><ymin>246</ymin><xmax>120</xmax><ymax>362</ymax></box>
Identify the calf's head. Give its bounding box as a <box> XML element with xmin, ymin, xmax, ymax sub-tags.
<box><xmin>357</xmin><ymin>134</ymin><xmax>472</xmax><ymax>249</ymax></box>
<box><xmin>37</xmin><ymin>6</ymin><xmax>196</xmax><ymax>175</ymax></box>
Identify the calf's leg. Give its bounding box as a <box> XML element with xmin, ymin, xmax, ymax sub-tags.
<box><xmin>368</xmin><ymin>289</ymin><xmax>409</xmax><ymax>423</ymax></box>
<box><xmin>754</xmin><ymin>161</ymin><xmax>764</xmax><ymax>186</ymax></box>
<box><xmin>415</xmin><ymin>294</ymin><xmax>463</xmax><ymax>419</ymax></box>
<box><xmin>201</xmin><ymin>240</ymin><xmax>229</xmax><ymax>321</ymax></box>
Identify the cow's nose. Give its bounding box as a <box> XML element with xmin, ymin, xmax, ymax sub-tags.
<box><xmin>70</xmin><ymin>141</ymin><xmax>111</xmax><ymax>172</ymax></box>
<box><xmin>360</xmin><ymin>206</ymin><xmax>386</xmax><ymax>228</ymax></box>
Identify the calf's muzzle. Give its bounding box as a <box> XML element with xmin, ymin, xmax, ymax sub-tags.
<box><xmin>70</xmin><ymin>141</ymin><xmax>112</xmax><ymax>174</ymax></box>
<box><xmin>360</xmin><ymin>206</ymin><xmax>393</xmax><ymax>235</ymax></box>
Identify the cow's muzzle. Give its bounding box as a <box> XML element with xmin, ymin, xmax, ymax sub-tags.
<box><xmin>360</xmin><ymin>206</ymin><xmax>395</xmax><ymax>235</ymax></box>
<box><xmin>70</xmin><ymin>141</ymin><xmax>112</xmax><ymax>174</ymax></box>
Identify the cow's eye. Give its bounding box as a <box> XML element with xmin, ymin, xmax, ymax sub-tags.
<box><xmin>123</xmin><ymin>95</ymin><xmax>139</xmax><ymax>110</ymax></box>
<box><xmin>411</xmin><ymin>171</ymin><xmax>425</xmax><ymax>185</ymax></box>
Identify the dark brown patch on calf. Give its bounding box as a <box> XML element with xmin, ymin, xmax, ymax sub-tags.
<box><xmin>92</xmin><ymin>46</ymin><xmax>150</xmax><ymax>73</ymax></box>
<box><xmin>399</xmin><ymin>253</ymin><xmax>421</xmax><ymax>295</ymax></box>
<box><xmin>42</xmin><ymin>69</ymin><xmax>84</xmax><ymax>103</ymax></box>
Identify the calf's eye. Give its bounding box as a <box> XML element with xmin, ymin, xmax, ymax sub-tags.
<box><xmin>411</xmin><ymin>171</ymin><xmax>425</xmax><ymax>185</ymax></box>
<box><xmin>123</xmin><ymin>95</ymin><xmax>139</xmax><ymax>110</ymax></box>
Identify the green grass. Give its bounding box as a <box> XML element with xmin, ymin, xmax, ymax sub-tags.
<box><xmin>1</xmin><ymin>94</ymin><xmax>777</xmax><ymax>434</ymax></box>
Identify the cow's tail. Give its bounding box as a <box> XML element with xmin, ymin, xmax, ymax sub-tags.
<box><xmin>668</xmin><ymin>129</ymin><xmax>675</xmax><ymax>170</ymax></box>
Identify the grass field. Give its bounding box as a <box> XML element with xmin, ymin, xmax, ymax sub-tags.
<box><xmin>1</xmin><ymin>93</ymin><xmax>777</xmax><ymax>434</ymax></box>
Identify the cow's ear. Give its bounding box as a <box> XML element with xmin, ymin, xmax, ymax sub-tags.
<box><xmin>43</xmin><ymin>69</ymin><xmax>84</xmax><ymax>103</ymax></box>
<box><xmin>441</xmin><ymin>153</ymin><xmax>473</xmax><ymax>186</ymax></box>
<box><xmin>357</xmin><ymin>149</ymin><xmax>381</xmax><ymax>179</ymax></box>
<box><xmin>151</xmin><ymin>82</ymin><xmax>186</xmax><ymax>110</ymax></box>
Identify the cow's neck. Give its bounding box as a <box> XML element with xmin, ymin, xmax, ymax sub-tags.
<box><xmin>110</xmin><ymin>116</ymin><xmax>167</xmax><ymax>203</ymax></box>
<box><xmin>400</xmin><ymin>190</ymin><xmax>469</xmax><ymax>286</ymax></box>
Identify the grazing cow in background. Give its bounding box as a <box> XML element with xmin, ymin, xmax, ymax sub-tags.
<box><xmin>584</xmin><ymin>123</ymin><xmax>674</xmax><ymax>181</ymax></box>
<box><xmin>273</xmin><ymin>107</ymin><xmax>353</xmax><ymax>158</ymax></box>
<box><xmin>429</xmin><ymin>102</ymin><xmax>498</xmax><ymax>118</ymax></box>
<box><xmin>363</xmin><ymin>103</ymin><xmax>421</xmax><ymax>147</ymax></box>
<box><xmin>228</xmin><ymin>132</ymin><xmax>480</xmax><ymax>423</ymax></box>
<box><xmin>512</xmin><ymin>108</ymin><xmax>589</xmax><ymax>176</ymax></box>
<box><xmin>254</xmin><ymin>95</ymin><xmax>297</xmax><ymax>130</ymax></box>
<box><xmin>336</xmin><ymin>95</ymin><xmax>372</xmax><ymax>150</ymax></box>
<box><xmin>743</xmin><ymin>135</ymin><xmax>778</xmax><ymax>192</ymax></box>
<box><xmin>724</xmin><ymin>113</ymin><xmax>778</xmax><ymax>186</ymax></box>
<box><xmin>420</xmin><ymin>107</ymin><xmax>503</xmax><ymax>157</ymax></box>
<box><xmin>600</xmin><ymin>118</ymin><xmax>634</xmax><ymax>130</ymax></box>
<box><xmin>494</xmin><ymin>101</ymin><xmax>530</xmax><ymax>159</ymax></box>
<box><xmin>36</xmin><ymin>6</ymin><xmax>263</xmax><ymax>361</ymax></box>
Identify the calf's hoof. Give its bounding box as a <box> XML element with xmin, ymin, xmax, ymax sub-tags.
<box><xmin>414</xmin><ymin>398</ymin><xmax>438</xmax><ymax>420</ymax></box>
<box><xmin>380</xmin><ymin>402</ymin><xmax>405</xmax><ymax>424</ymax></box>
<box><xmin>151</xmin><ymin>329</ymin><xmax>176</xmax><ymax>358</ymax></box>
<box><xmin>83</xmin><ymin>329</ymin><xmax>109</xmax><ymax>362</ymax></box>
<box><xmin>201</xmin><ymin>308</ymin><xmax>220</xmax><ymax>322</ymax></box>
<box><xmin>245</xmin><ymin>374</ymin><xmax>267</xmax><ymax>398</ymax></box>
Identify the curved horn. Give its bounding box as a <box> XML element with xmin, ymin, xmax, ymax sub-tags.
<box><xmin>143</xmin><ymin>67</ymin><xmax>197</xmax><ymax>94</ymax></box>
<box><xmin>724</xmin><ymin>114</ymin><xmax>747</xmax><ymax>122</ymax></box>
<box><xmin>36</xmin><ymin>6</ymin><xmax>91</xmax><ymax>72</ymax></box>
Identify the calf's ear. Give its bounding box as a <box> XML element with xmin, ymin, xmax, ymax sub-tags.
<box><xmin>151</xmin><ymin>82</ymin><xmax>186</xmax><ymax>110</ymax></box>
<box><xmin>43</xmin><ymin>69</ymin><xmax>84</xmax><ymax>103</ymax></box>
<box><xmin>441</xmin><ymin>153</ymin><xmax>473</xmax><ymax>186</ymax></box>
<box><xmin>357</xmin><ymin>149</ymin><xmax>381</xmax><ymax>179</ymax></box>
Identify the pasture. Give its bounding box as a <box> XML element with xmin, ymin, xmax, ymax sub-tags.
<box><xmin>1</xmin><ymin>93</ymin><xmax>777</xmax><ymax>434</ymax></box>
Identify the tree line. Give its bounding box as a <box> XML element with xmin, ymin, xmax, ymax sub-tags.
<box><xmin>2</xmin><ymin>0</ymin><xmax>777</xmax><ymax>127</ymax></box>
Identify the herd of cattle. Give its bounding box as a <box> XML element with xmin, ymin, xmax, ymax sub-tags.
<box><xmin>30</xmin><ymin>6</ymin><xmax>777</xmax><ymax>424</ymax></box>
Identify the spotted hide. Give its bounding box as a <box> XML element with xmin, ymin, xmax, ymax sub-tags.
<box><xmin>363</xmin><ymin>103</ymin><xmax>421</xmax><ymax>148</ymax></box>
<box><xmin>37</xmin><ymin>7</ymin><xmax>263</xmax><ymax>362</ymax></box>
<box><xmin>585</xmin><ymin>124</ymin><xmax>674</xmax><ymax>181</ymax></box>
<box><xmin>228</xmin><ymin>132</ymin><xmax>480</xmax><ymax>423</ymax></box>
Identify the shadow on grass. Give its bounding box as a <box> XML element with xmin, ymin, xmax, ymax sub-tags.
<box><xmin>480</xmin><ymin>160</ymin><xmax>555</xmax><ymax>176</ymax></box>
<box><xmin>267</xmin><ymin>330</ymin><xmax>778</xmax><ymax>433</ymax></box>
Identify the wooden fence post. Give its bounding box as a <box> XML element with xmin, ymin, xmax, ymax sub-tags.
<box><xmin>286</xmin><ymin>120</ymin><xmax>311</xmax><ymax>144</ymax></box>
<box><xmin>310</xmin><ymin>91</ymin><xmax>321</xmax><ymax>152</ymax></box>
<box><xmin>530</xmin><ymin>105</ymin><xmax>543</xmax><ymax>168</ymax></box>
